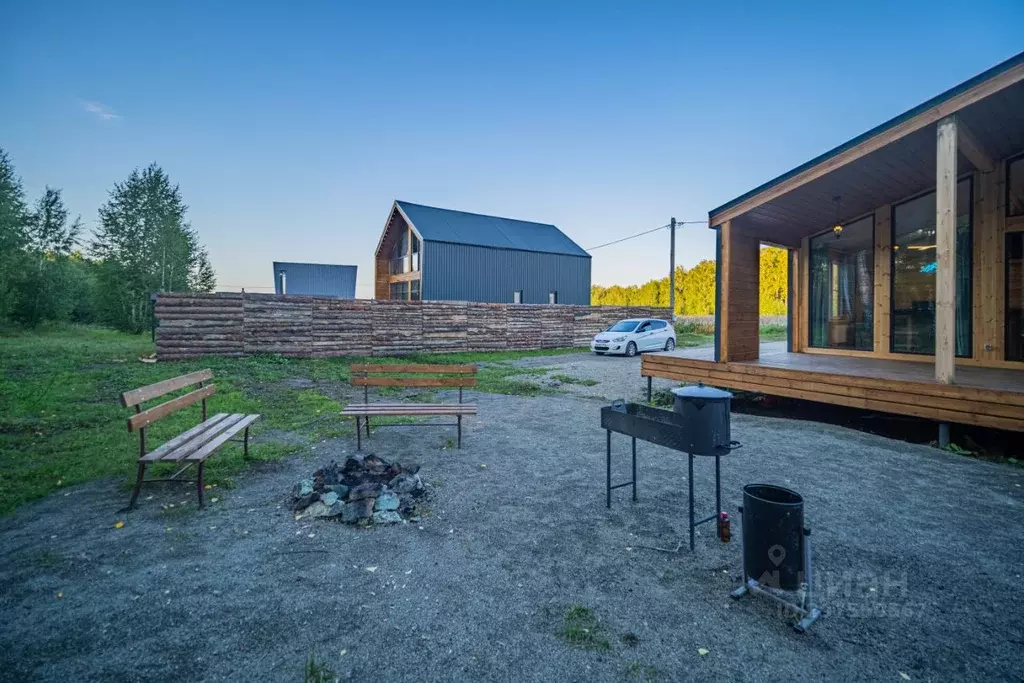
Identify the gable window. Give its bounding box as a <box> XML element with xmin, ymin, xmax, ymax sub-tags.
<box><xmin>891</xmin><ymin>178</ymin><xmax>972</xmax><ymax>356</ymax></box>
<box><xmin>548</xmin><ymin>291</ymin><xmax>557</xmax><ymax>304</ymax></box>
<box><xmin>809</xmin><ymin>215</ymin><xmax>874</xmax><ymax>350</ymax></box>
<box><xmin>513</xmin><ymin>290</ymin><xmax>523</xmax><ymax>304</ymax></box>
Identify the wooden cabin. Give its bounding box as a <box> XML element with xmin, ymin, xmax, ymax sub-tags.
<box><xmin>643</xmin><ymin>51</ymin><xmax>1024</xmax><ymax>435</ymax></box>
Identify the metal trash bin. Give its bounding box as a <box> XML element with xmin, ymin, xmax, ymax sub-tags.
<box><xmin>740</xmin><ymin>484</ymin><xmax>805</xmax><ymax>590</ymax></box>
<box><xmin>731</xmin><ymin>483</ymin><xmax>821</xmax><ymax>632</ymax></box>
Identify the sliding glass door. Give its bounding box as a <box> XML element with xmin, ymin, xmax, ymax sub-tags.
<box><xmin>1008</xmin><ymin>232</ymin><xmax>1023</xmax><ymax>362</ymax></box>
<box><xmin>890</xmin><ymin>179</ymin><xmax>972</xmax><ymax>356</ymax></box>
<box><xmin>809</xmin><ymin>216</ymin><xmax>874</xmax><ymax>350</ymax></box>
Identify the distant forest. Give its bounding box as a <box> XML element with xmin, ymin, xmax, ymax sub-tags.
<box><xmin>0</xmin><ymin>148</ymin><xmax>215</xmax><ymax>333</ymax></box>
<box><xmin>590</xmin><ymin>247</ymin><xmax>788</xmax><ymax>315</ymax></box>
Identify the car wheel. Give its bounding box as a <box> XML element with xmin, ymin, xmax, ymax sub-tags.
<box><xmin>664</xmin><ymin>338</ymin><xmax>675</xmax><ymax>352</ymax></box>
<box><xmin>625</xmin><ymin>342</ymin><xmax>638</xmax><ymax>357</ymax></box>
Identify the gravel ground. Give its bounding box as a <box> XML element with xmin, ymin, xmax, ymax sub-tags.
<box><xmin>2</xmin><ymin>352</ymin><xmax>1023</xmax><ymax>682</ymax></box>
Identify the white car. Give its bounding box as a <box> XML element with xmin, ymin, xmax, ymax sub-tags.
<box><xmin>590</xmin><ymin>319</ymin><xmax>676</xmax><ymax>357</ymax></box>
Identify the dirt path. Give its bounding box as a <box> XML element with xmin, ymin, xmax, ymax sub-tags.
<box><xmin>2</xmin><ymin>359</ymin><xmax>1023</xmax><ymax>681</ymax></box>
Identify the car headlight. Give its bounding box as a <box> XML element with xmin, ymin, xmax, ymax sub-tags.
<box><xmin>612</xmin><ymin>336</ymin><xmax>627</xmax><ymax>342</ymax></box>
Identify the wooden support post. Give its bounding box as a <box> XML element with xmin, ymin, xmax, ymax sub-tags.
<box><xmin>935</xmin><ymin>116</ymin><xmax>958</xmax><ymax>384</ymax></box>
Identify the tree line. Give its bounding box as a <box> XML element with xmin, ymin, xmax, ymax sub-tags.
<box><xmin>0</xmin><ymin>148</ymin><xmax>214</xmax><ymax>333</ymax></box>
<box><xmin>591</xmin><ymin>246</ymin><xmax>788</xmax><ymax>316</ymax></box>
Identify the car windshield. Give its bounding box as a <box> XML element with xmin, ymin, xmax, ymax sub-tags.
<box><xmin>607</xmin><ymin>321</ymin><xmax>639</xmax><ymax>333</ymax></box>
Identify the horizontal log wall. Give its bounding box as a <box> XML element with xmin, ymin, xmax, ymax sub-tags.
<box><xmin>155</xmin><ymin>293</ymin><xmax>670</xmax><ymax>359</ymax></box>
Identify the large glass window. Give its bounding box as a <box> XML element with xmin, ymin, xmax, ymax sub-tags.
<box><xmin>389</xmin><ymin>281</ymin><xmax>409</xmax><ymax>300</ymax></box>
<box><xmin>389</xmin><ymin>230</ymin><xmax>410</xmax><ymax>274</ymax></box>
<box><xmin>1007</xmin><ymin>232</ymin><xmax>1023</xmax><ymax>362</ymax></box>
<box><xmin>809</xmin><ymin>215</ymin><xmax>874</xmax><ymax>350</ymax></box>
<box><xmin>1008</xmin><ymin>155</ymin><xmax>1024</xmax><ymax>218</ymax></box>
<box><xmin>891</xmin><ymin>178</ymin><xmax>972</xmax><ymax>356</ymax></box>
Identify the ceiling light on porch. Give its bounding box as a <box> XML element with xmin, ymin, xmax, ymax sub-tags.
<box><xmin>831</xmin><ymin>196</ymin><xmax>843</xmax><ymax>239</ymax></box>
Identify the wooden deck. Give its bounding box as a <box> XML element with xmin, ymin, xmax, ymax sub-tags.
<box><xmin>641</xmin><ymin>342</ymin><xmax>1024</xmax><ymax>432</ymax></box>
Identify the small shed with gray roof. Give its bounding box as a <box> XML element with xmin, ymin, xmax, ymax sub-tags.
<box><xmin>374</xmin><ymin>200</ymin><xmax>591</xmax><ymax>304</ymax></box>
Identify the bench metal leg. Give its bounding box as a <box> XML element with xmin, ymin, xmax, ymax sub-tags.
<box><xmin>647</xmin><ymin>376</ymin><xmax>652</xmax><ymax>403</ymax></box>
<box><xmin>355</xmin><ymin>416</ymin><xmax>362</xmax><ymax>450</ymax></box>
<box><xmin>457</xmin><ymin>415</ymin><xmax>462</xmax><ymax>448</ymax></box>
<box><xmin>123</xmin><ymin>462</ymin><xmax>147</xmax><ymax>512</ymax></box>
<box><xmin>196</xmin><ymin>461</ymin><xmax>205</xmax><ymax>510</ymax></box>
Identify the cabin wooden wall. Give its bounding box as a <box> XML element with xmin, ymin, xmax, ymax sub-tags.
<box><xmin>788</xmin><ymin>159</ymin><xmax>1019</xmax><ymax>369</ymax></box>
<box><xmin>719</xmin><ymin>221</ymin><xmax>761</xmax><ymax>362</ymax></box>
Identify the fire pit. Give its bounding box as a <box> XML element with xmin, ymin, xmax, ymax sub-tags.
<box><xmin>291</xmin><ymin>454</ymin><xmax>426</xmax><ymax>524</ymax></box>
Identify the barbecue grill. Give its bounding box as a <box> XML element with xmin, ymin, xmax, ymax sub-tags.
<box><xmin>601</xmin><ymin>384</ymin><xmax>740</xmax><ymax>550</ymax></box>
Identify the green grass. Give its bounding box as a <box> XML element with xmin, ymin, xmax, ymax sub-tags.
<box><xmin>558</xmin><ymin>605</ymin><xmax>611</xmax><ymax>652</ymax></box>
<box><xmin>759</xmin><ymin>323</ymin><xmax>788</xmax><ymax>342</ymax></box>
<box><xmin>551</xmin><ymin>374</ymin><xmax>599</xmax><ymax>387</ymax></box>
<box><xmin>673</xmin><ymin>321</ymin><xmax>787</xmax><ymax>348</ymax></box>
<box><xmin>0</xmin><ymin>325</ymin><xmax>586</xmax><ymax>514</ymax></box>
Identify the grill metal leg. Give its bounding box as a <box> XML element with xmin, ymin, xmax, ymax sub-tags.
<box><xmin>631</xmin><ymin>437</ymin><xmax>637</xmax><ymax>502</ymax></box>
<box><xmin>356</xmin><ymin>416</ymin><xmax>362</xmax><ymax>450</ymax></box>
<box><xmin>688</xmin><ymin>452</ymin><xmax>695</xmax><ymax>551</ymax></box>
<box><xmin>606</xmin><ymin>430</ymin><xmax>612</xmax><ymax>509</ymax></box>
<box><xmin>457</xmin><ymin>415</ymin><xmax>462</xmax><ymax>448</ymax></box>
<box><xmin>365</xmin><ymin>416</ymin><xmax>370</xmax><ymax>437</ymax></box>
<box><xmin>646</xmin><ymin>376</ymin><xmax>652</xmax><ymax>403</ymax></box>
<box><xmin>715</xmin><ymin>454</ymin><xmax>721</xmax><ymax>528</ymax></box>
<box><xmin>243</xmin><ymin>426</ymin><xmax>251</xmax><ymax>459</ymax></box>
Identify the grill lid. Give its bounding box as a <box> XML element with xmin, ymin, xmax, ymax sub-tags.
<box><xmin>671</xmin><ymin>382</ymin><xmax>732</xmax><ymax>401</ymax></box>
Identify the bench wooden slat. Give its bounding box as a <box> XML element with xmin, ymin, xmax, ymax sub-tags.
<box><xmin>186</xmin><ymin>414</ymin><xmax>261</xmax><ymax>462</ymax></box>
<box><xmin>127</xmin><ymin>385</ymin><xmax>217</xmax><ymax>432</ymax></box>
<box><xmin>351</xmin><ymin>377</ymin><xmax>477</xmax><ymax>388</ymax></box>
<box><xmin>341</xmin><ymin>406</ymin><xmax>477</xmax><ymax>415</ymax></box>
<box><xmin>350</xmin><ymin>364</ymin><xmax>476</xmax><ymax>374</ymax></box>
<box><xmin>121</xmin><ymin>369</ymin><xmax>213</xmax><ymax>407</ymax></box>
<box><xmin>140</xmin><ymin>413</ymin><xmax>231</xmax><ymax>462</ymax></box>
<box><xmin>159</xmin><ymin>413</ymin><xmax>249</xmax><ymax>462</ymax></box>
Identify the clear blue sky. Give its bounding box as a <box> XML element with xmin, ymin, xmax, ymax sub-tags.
<box><xmin>2</xmin><ymin>1</ymin><xmax>1022</xmax><ymax>296</ymax></box>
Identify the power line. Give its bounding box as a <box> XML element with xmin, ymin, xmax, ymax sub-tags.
<box><xmin>587</xmin><ymin>224</ymin><xmax>669</xmax><ymax>251</ymax></box>
<box><xmin>586</xmin><ymin>219</ymin><xmax>708</xmax><ymax>251</ymax></box>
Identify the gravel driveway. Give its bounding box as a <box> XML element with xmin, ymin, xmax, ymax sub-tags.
<box><xmin>2</xmin><ymin>351</ymin><xmax>1023</xmax><ymax>682</ymax></box>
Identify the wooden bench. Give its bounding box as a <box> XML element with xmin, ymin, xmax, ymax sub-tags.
<box><xmin>121</xmin><ymin>369</ymin><xmax>260</xmax><ymax>511</ymax></box>
<box><xmin>341</xmin><ymin>364</ymin><xmax>478</xmax><ymax>450</ymax></box>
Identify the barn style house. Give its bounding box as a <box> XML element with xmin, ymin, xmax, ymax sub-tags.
<box><xmin>643</xmin><ymin>51</ymin><xmax>1024</xmax><ymax>437</ymax></box>
<box><xmin>374</xmin><ymin>201</ymin><xmax>591</xmax><ymax>304</ymax></box>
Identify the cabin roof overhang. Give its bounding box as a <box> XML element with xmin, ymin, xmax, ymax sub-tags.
<box><xmin>709</xmin><ymin>51</ymin><xmax>1024</xmax><ymax>247</ymax></box>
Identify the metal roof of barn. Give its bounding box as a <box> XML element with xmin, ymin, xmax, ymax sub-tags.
<box><xmin>395</xmin><ymin>200</ymin><xmax>589</xmax><ymax>258</ymax></box>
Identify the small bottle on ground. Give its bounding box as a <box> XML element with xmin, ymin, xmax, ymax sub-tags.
<box><xmin>718</xmin><ymin>511</ymin><xmax>730</xmax><ymax>543</ymax></box>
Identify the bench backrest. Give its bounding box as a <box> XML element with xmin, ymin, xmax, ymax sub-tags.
<box><xmin>121</xmin><ymin>369</ymin><xmax>215</xmax><ymax>432</ymax></box>
<box><xmin>349</xmin><ymin>364</ymin><xmax>477</xmax><ymax>389</ymax></box>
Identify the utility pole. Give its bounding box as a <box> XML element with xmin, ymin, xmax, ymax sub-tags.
<box><xmin>669</xmin><ymin>216</ymin><xmax>676</xmax><ymax>319</ymax></box>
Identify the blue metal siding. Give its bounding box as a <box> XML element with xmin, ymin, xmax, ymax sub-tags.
<box><xmin>272</xmin><ymin>262</ymin><xmax>357</xmax><ymax>298</ymax></box>
<box><xmin>421</xmin><ymin>241</ymin><xmax>591</xmax><ymax>304</ymax></box>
